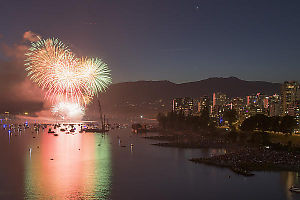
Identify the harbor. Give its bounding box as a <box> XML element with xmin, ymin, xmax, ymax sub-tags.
<box><xmin>0</xmin><ymin>124</ymin><xmax>299</xmax><ymax>199</ymax></box>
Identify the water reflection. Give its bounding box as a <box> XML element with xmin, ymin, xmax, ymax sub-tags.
<box><xmin>24</xmin><ymin>130</ymin><xmax>111</xmax><ymax>199</ymax></box>
<box><xmin>280</xmin><ymin>172</ymin><xmax>299</xmax><ymax>200</ymax></box>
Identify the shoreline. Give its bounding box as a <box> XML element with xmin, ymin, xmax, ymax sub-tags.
<box><xmin>190</xmin><ymin>147</ymin><xmax>300</xmax><ymax>176</ymax></box>
<box><xmin>144</xmin><ymin>130</ymin><xmax>300</xmax><ymax>176</ymax></box>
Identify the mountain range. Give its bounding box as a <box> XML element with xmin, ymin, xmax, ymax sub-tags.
<box><xmin>96</xmin><ymin>77</ymin><xmax>281</xmax><ymax>115</ymax></box>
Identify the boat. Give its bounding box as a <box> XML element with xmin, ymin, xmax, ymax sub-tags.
<box><xmin>289</xmin><ymin>186</ymin><xmax>300</xmax><ymax>193</ymax></box>
<box><xmin>48</xmin><ymin>128</ymin><xmax>55</xmax><ymax>133</ymax></box>
<box><xmin>60</xmin><ymin>128</ymin><xmax>66</xmax><ymax>132</ymax></box>
<box><xmin>83</xmin><ymin>127</ymin><xmax>107</xmax><ymax>133</ymax></box>
<box><xmin>54</xmin><ymin>133</ymin><xmax>59</xmax><ymax>136</ymax></box>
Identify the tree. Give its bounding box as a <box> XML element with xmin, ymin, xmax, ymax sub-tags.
<box><xmin>270</xmin><ymin>116</ymin><xmax>281</xmax><ymax>132</ymax></box>
<box><xmin>280</xmin><ymin>115</ymin><xmax>297</xmax><ymax>134</ymax></box>
<box><xmin>223</xmin><ymin>109</ymin><xmax>238</xmax><ymax>129</ymax></box>
<box><xmin>240</xmin><ymin>116</ymin><xmax>256</xmax><ymax>131</ymax></box>
<box><xmin>157</xmin><ymin>113</ymin><xmax>167</xmax><ymax>130</ymax></box>
<box><xmin>255</xmin><ymin>114</ymin><xmax>271</xmax><ymax>132</ymax></box>
<box><xmin>199</xmin><ymin>107</ymin><xmax>210</xmax><ymax>129</ymax></box>
<box><xmin>240</xmin><ymin>114</ymin><xmax>272</xmax><ymax>132</ymax></box>
<box><xmin>166</xmin><ymin>111</ymin><xmax>177</xmax><ymax>129</ymax></box>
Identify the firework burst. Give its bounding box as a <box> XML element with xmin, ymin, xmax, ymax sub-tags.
<box><xmin>25</xmin><ymin>37</ymin><xmax>112</xmax><ymax>118</ymax></box>
<box><xmin>78</xmin><ymin>57</ymin><xmax>112</xmax><ymax>95</ymax></box>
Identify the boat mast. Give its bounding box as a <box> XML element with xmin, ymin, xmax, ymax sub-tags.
<box><xmin>97</xmin><ymin>98</ymin><xmax>104</xmax><ymax>129</ymax></box>
<box><xmin>103</xmin><ymin>115</ymin><xmax>106</xmax><ymax>130</ymax></box>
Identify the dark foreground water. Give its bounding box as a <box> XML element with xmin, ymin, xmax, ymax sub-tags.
<box><xmin>0</xmin><ymin>126</ymin><xmax>299</xmax><ymax>200</ymax></box>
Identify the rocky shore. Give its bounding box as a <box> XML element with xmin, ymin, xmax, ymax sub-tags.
<box><xmin>144</xmin><ymin>132</ymin><xmax>300</xmax><ymax>176</ymax></box>
<box><xmin>190</xmin><ymin>147</ymin><xmax>300</xmax><ymax>176</ymax></box>
<box><xmin>144</xmin><ymin>130</ymin><xmax>300</xmax><ymax>176</ymax></box>
<box><xmin>152</xmin><ymin>139</ymin><xmax>231</xmax><ymax>149</ymax></box>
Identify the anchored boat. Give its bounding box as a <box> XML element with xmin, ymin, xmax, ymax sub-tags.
<box><xmin>290</xmin><ymin>186</ymin><xmax>300</xmax><ymax>193</ymax></box>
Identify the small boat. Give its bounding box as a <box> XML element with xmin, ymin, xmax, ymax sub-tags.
<box><xmin>290</xmin><ymin>186</ymin><xmax>300</xmax><ymax>193</ymax></box>
<box><xmin>54</xmin><ymin>133</ymin><xmax>59</xmax><ymax>136</ymax></box>
<box><xmin>48</xmin><ymin>128</ymin><xmax>55</xmax><ymax>133</ymax></box>
<box><xmin>60</xmin><ymin>128</ymin><xmax>66</xmax><ymax>132</ymax></box>
<box><xmin>83</xmin><ymin>127</ymin><xmax>108</xmax><ymax>133</ymax></box>
<box><xmin>70</xmin><ymin>129</ymin><xmax>75</xmax><ymax>132</ymax></box>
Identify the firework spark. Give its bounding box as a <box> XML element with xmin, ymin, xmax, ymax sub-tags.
<box><xmin>51</xmin><ymin>102</ymin><xmax>85</xmax><ymax>120</ymax></box>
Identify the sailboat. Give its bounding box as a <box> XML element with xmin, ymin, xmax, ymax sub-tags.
<box><xmin>84</xmin><ymin>98</ymin><xmax>109</xmax><ymax>133</ymax></box>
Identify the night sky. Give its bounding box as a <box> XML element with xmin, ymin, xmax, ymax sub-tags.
<box><xmin>1</xmin><ymin>0</ymin><xmax>300</xmax><ymax>84</ymax></box>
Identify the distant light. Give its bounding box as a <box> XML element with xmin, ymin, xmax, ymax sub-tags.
<box><xmin>140</xmin><ymin>115</ymin><xmax>143</xmax><ymax>119</ymax></box>
<box><xmin>24</xmin><ymin>112</ymin><xmax>28</xmax><ymax>115</ymax></box>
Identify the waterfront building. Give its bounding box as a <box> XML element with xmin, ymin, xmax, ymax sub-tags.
<box><xmin>172</xmin><ymin>97</ymin><xmax>194</xmax><ymax>115</ymax></box>
<box><xmin>231</xmin><ymin>97</ymin><xmax>246</xmax><ymax>123</ymax></box>
<box><xmin>244</xmin><ymin>93</ymin><xmax>269</xmax><ymax>116</ymax></box>
<box><xmin>212</xmin><ymin>92</ymin><xmax>226</xmax><ymax>115</ymax></box>
<box><xmin>211</xmin><ymin>92</ymin><xmax>229</xmax><ymax>125</ymax></box>
<box><xmin>246</xmin><ymin>95</ymin><xmax>256</xmax><ymax>106</ymax></box>
<box><xmin>197</xmin><ymin>96</ymin><xmax>210</xmax><ymax>112</ymax></box>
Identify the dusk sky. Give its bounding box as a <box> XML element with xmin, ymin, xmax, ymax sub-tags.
<box><xmin>1</xmin><ymin>0</ymin><xmax>300</xmax><ymax>84</ymax></box>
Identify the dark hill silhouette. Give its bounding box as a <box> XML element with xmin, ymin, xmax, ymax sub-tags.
<box><xmin>94</xmin><ymin>77</ymin><xmax>280</xmax><ymax>115</ymax></box>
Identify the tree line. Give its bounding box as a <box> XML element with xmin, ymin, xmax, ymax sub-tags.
<box><xmin>157</xmin><ymin>109</ymin><xmax>298</xmax><ymax>134</ymax></box>
<box><xmin>157</xmin><ymin>107</ymin><xmax>214</xmax><ymax>131</ymax></box>
<box><xmin>240</xmin><ymin>114</ymin><xmax>297</xmax><ymax>134</ymax></box>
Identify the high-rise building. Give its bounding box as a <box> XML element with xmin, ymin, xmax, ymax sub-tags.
<box><xmin>212</xmin><ymin>92</ymin><xmax>227</xmax><ymax>107</ymax></box>
<box><xmin>281</xmin><ymin>81</ymin><xmax>300</xmax><ymax>130</ymax></box>
<box><xmin>268</xmin><ymin>94</ymin><xmax>281</xmax><ymax>117</ymax></box>
<box><xmin>172</xmin><ymin>97</ymin><xmax>194</xmax><ymax>115</ymax></box>
<box><xmin>281</xmin><ymin>81</ymin><xmax>300</xmax><ymax>116</ymax></box>
<box><xmin>294</xmin><ymin>101</ymin><xmax>300</xmax><ymax>127</ymax></box>
<box><xmin>245</xmin><ymin>93</ymin><xmax>269</xmax><ymax>116</ymax></box>
<box><xmin>197</xmin><ymin>96</ymin><xmax>210</xmax><ymax>112</ymax></box>
<box><xmin>211</xmin><ymin>92</ymin><xmax>228</xmax><ymax>125</ymax></box>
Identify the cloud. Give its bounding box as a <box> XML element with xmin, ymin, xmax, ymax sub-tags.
<box><xmin>1</xmin><ymin>43</ymin><xmax>28</xmax><ymax>59</ymax></box>
<box><xmin>0</xmin><ymin>60</ymin><xmax>44</xmax><ymax>113</ymax></box>
<box><xmin>0</xmin><ymin>31</ymin><xmax>45</xmax><ymax>114</ymax></box>
<box><xmin>23</xmin><ymin>31</ymin><xmax>40</xmax><ymax>42</ymax></box>
<box><xmin>1</xmin><ymin>31</ymin><xmax>41</xmax><ymax>59</ymax></box>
